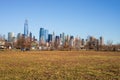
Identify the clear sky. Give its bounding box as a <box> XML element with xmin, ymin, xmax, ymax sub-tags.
<box><xmin>0</xmin><ymin>0</ymin><xmax>120</xmax><ymax>44</ymax></box>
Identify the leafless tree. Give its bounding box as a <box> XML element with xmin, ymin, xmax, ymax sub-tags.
<box><xmin>16</xmin><ymin>36</ymin><xmax>25</xmax><ymax>49</ymax></box>
<box><xmin>106</xmin><ymin>40</ymin><xmax>113</xmax><ymax>51</ymax></box>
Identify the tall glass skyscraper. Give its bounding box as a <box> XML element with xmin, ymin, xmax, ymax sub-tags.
<box><xmin>48</xmin><ymin>34</ymin><xmax>52</xmax><ymax>42</ymax></box>
<box><xmin>39</xmin><ymin>28</ymin><xmax>45</xmax><ymax>43</ymax></box>
<box><xmin>24</xmin><ymin>19</ymin><xmax>28</xmax><ymax>38</ymax></box>
<box><xmin>44</xmin><ymin>29</ymin><xmax>48</xmax><ymax>42</ymax></box>
<box><xmin>39</xmin><ymin>28</ymin><xmax>49</xmax><ymax>44</ymax></box>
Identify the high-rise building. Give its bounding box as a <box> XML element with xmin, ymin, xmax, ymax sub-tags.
<box><xmin>24</xmin><ymin>19</ymin><xmax>29</xmax><ymax>38</ymax></box>
<box><xmin>52</xmin><ymin>31</ymin><xmax>55</xmax><ymax>43</ymax></box>
<box><xmin>66</xmin><ymin>35</ymin><xmax>70</xmax><ymax>42</ymax></box>
<box><xmin>0</xmin><ymin>34</ymin><xmax>5</xmax><ymax>40</ymax></box>
<box><xmin>55</xmin><ymin>36</ymin><xmax>60</xmax><ymax>41</ymax></box>
<box><xmin>60</xmin><ymin>34</ymin><xmax>64</xmax><ymax>46</ymax></box>
<box><xmin>39</xmin><ymin>28</ymin><xmax>45</xmax><ymax>44</ymax></box>
<box><xmin>29</xmin><ymin>32</ymin><xmax>32</xmax><ymax>41</ymax></box>
<box><xmin>89</xmin><ymin>36</ymin><xmax>95</xmax><ymax>42</ymax></box>
<box><xmin>39</xmin><ymin>28</ymin><xmax>49</xmax><ymax>44</ymax></box>
<box><xmin>48</xmin><ymin>34</ymin><xmax>52</xmax><ymax>42</ymax></box>
<box><xmin>17</xmin><ymin>33</ymin><xmax>22</xmax><ymax>39</ymax></box>
<box><xmin>44</xmin><ymin>29</ymin><xmax>48</xmax><ymax>42</ymax></box>
<box><xmin>61</xmin><ymin>32</ymin><xmax>65</xmax><ymax>44</ymax></box>
<box><xmin>100</xmin><ymin>36</ymin><xmax>104</xmax><ymax>45</ymax></box>
<box><xmin>33</xmin><ymin>36</ymin><xmax>36</xmax><ymax>41</ymax></box>
<box><xmin>81</xmin><ymin>39</ymin><xmax>85</xmax><ymax>46</ymax></box>
<box><xmin>69</xmin><ymin>36</ymin><xmax>74</xmax><ymax>47</ymax></box>
<box><xmin>8</xmin><ymin>32</ymin><xmax>15</xmax><ymax>42</ymax></box>
<box><xmin>55</xmin><ymin>36</ymin><xmax>60</xmax><ymax>46</ymax></box>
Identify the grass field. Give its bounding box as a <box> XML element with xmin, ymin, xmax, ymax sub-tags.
<box><xmin>0</xmin><ymin>50</ymin><xmax>120</xmax><ymax>80</ymax></box>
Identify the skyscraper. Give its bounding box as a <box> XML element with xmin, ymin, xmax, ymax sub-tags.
<box><xmin>39</xmin><ymin>28</ymin><xmax>45</xmax><ymax>44</ymax></box>
<box><xmin>29</xmin><ymin>32</ymin><xmax>32</xmax><ymax>41</ymax></box>
<box><xmin>100</xmin><ymin>36</ymin><xmax>104</xmax><ymax>45</ymax></box>
<box><xmin>8</xmin><ymin>32</ymin><xmax>15</xmax><ymax>42</ymax></box>
<box><xmin>48</xmin><ymin>34</ymin><xmax>52</xmax><ymax>42</ymax></box>
<box><xmin>52</xmin><ymin>31</ymin><xmax>55</xmax><ymax>43</ymax></box>
<box><xmin>61</xmin><ymin>32</ymin><xmax>65</xmax><ymax>44</ymax></box>
<box><xmin>69</xmin><ymin>36</ymin><xmax>74</xmax><ymax>47</ymax></box>
<box><xmin>44</xmin><ymin>29</ymin><xmax>48</xmax><ymax>42</ymax></box>
<box><xmin>17</xmin><ymin>33</ymin><xmax>22</xmax><ymax>39</ymax></box>
<box><xmin>81</xmin><ymin>39</ymin><xmax>85</xmax><ymax>46</ymax></box>
<box><xmin>24</xmin><ymin>19</ymin><xmax>29</xmax><ymax>38</ymax></box>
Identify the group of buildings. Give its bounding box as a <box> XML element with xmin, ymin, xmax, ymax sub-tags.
<box><xmin>0</xmin><ymin>20</ymin><xmax>105</xmax><ymax>50</ymax></box>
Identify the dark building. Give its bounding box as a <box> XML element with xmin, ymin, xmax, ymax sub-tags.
<box><xmin>70</xmin><ymin>36</ymin><xmax>74</xmax><ymax>40</ymax></box>
<box><xmin>39</xmin><ymin>28</ymin><xmax>45</xmax><ymax>43</ymax></box>
<box><xmin>29</xmin><ymin>32</ymin><xmax>32</xmax><ymax>41</ymax></box>
<box><xmin>81</xmin><ymin>39</ymin><xmax>85</xmax><ymax>45</ymax></box>
<box><xmin>100</xmin><ymin>36</ymin><xmax>104</xmax><ymax>45</ymax></box>
<box><xmin>48</xmin><ymin>34</ymin><xmax>52</xmax><ymax>42</ymax></box>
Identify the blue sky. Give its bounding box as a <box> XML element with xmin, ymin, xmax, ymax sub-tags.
<box><xmin>0</xmin><ymin>0</ymin><xmax>120</xmax><ymax>44</ymax></box>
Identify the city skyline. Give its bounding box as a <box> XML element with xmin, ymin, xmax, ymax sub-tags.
<box><xmin>0</xmin><ymin>0</ymin><xmax>120</xmax><ymax>44</ymax></box>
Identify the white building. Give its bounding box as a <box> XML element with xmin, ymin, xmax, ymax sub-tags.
<box><xmin>8</xmin><ymin>32</ymin><xmax>15</xmax><ymax>42</ymax></box>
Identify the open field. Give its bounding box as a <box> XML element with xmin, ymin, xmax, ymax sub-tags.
<box><xmin>0</xmin><ymin>51</ymin><xmax>120</xmax><ymax>80</ymax></box>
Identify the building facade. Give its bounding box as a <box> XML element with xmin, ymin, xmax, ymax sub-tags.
<box><xmin>44</xmin><ymin>29</ymin><xmax>48</xmax><ymax>42</ymax></box>
<box><xmin>39</xmin><ymin>28</ymin><xmax>45</xmax><ymax>44</ymax></box>
<box><xmin>100</xmin><ymin>36</ymin><xmax>104</xmax><ymax>46</ymax></box>
<box><xmin>8</xmin><ymin>32</ymin><xmax>15</xmax><ymax>42</ymax></box>
<box><xmin>24</xmin><ymin>19</ymin><xmax>29</xmax><ymax>38</ymax></box>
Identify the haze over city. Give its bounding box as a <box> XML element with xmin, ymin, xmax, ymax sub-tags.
<box><xmin>0</xmin><ymin>0</ymin><xmax>120</xmax><ymax>44</ymax></box>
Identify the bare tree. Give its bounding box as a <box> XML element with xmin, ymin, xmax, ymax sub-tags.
<box><xmin>16</xmin><ymin>36</ymin><xmax>25</xmax><ymax>49</ymax></box>
<box><xmin>106</xmin><ymin>40</ymin><xmax>113</xmax><ymax>51</ymax></box>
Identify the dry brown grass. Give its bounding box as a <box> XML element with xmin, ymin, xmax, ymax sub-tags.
<box><xmin>0</xmin><ymin>50</ymin><xmax>120</xmax><ymax>80</ymax></box>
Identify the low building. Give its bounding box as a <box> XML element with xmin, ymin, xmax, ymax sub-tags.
<box><xmin>0</xmin><ymin>40</ymin><xmax>5</xmax><ymax>49</ymax></box>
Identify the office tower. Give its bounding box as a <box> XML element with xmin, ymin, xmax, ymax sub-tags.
<box><xmin>81</xmin><ymin>39</ymin><xmax>85</xmax><ymax>46</ymax></box>
<box><xmin>70</xmin><ymin>36</ymin><xmax>74</xmax><ymax>40</ymax></box>
<box><xmin>66</xmin><ymin>35</ymin><xmax>70</xmax><ymax>42</ymax></box>
<box><xmin>61</xmin><ymin>32</ymin><xmax>65</xmax><ymax>44</ymax></box>
<box><xmin>17</xmin><ymin>33</ymin><xmax>22</xmax><ymax>39</ymax></box>
<box><xmin>89</xmin><ymin>36</ymin><xmax>95</xmax><ymax>42</ymax></box>
<box><xmin>0</xmin><ymin>34</ymin><xmax>5</xmax><ymax>40</ymax></box>
<box><xmin>48</xmin><ymin>34</ymin><xmax>52</xmax><ymax>42</ymax></box>
<box><xmin>55</xmin><ymin>36</ymin><xmax>60</xmax><ymax>41</ymax></box>
<box><xmin>59</xmin><ymin>34</ymin><xmax>63</xmax><ymax>46</ymax></box>
<box><xmin>39</xmin><ymin>28</ymin><xmax>45</xmax><ymax>44</ymax></box>
<box><xmin>44</xmin><ymin>29</ymin><xmax>48</xmax><ymax>42</ymax></box>
<box><xmin>30</xmin><ymin>32</ymin><xmax>32</xmax><ymax>41</ymax></box>
<box><xmin>24</xmin><ymin>19</ymin><xmax>29</xmax><ymax>38</ymax></box>
<box><xmin>55</xmin><ymin>36</ymin><xmax>60</xmax><ymax>47</ymax></box>
<box><xmin>60</xmin><ymin>34</ymin><xmax>62</xmax><ymax>38</ymax></box>
<box><xmin>3</xmin><ymin>35</ymin><xmax>5</xmax><ymax>40</ymax></box>
<box><xmin>69</xmin><ymin>36</ymin><xmax>74</xmax><ymax>47</ymax></box>
<box><xmin>52</xmin><ymin>31</ymin><xmax>55</xmax><ymax>43</ymax></box>
<box><xmin>8</xmin><ymin>32</ymin><xmax>15</xmax><ymax>42</ymax></box>
<box><xmin>33</xmin><ymin>36</ymin><xmax>36</xmax><ymax>41</ymax></box>
<box><xmin>100</xmin><ymin>36</ymin><xmax>104</xmax><ymax>45</ymax></box>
